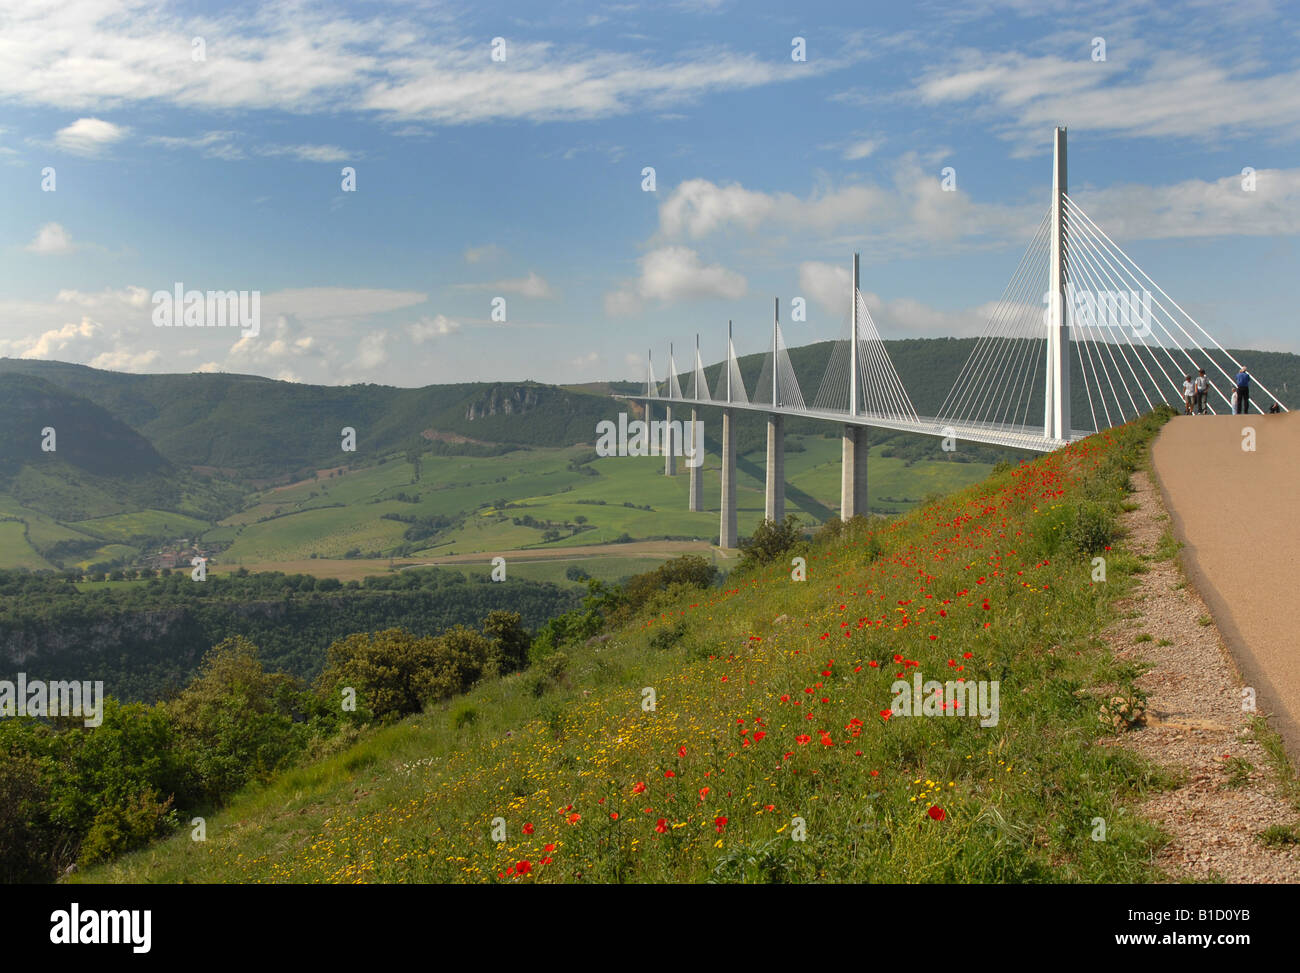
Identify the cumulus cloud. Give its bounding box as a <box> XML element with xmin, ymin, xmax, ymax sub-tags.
<box><xmin>13</xmin><ymin>317</ymin><xmax>102</xmax><ymax>358</ymax></box>
<box><xmin>605</xmin><ymin>246</ymin><xmax>746</xmax><ymax>315</ymax></box>
<box><xmin>843</xmin><ymin>138</ymin><xmax>881</xmax><ymax>160</ymax></box>
<box><xmin>408</xmin><ymin>314</ymin><xmax>460</xmax><ymax>342</ymax></box>
<box><xmin>26</xmin><ymin>222</ymin><xmax>76</xmax><ymax>255</ymax></box>
<box><xmin>799</xmin><ymin>260</ymin><xmax>999</xmax><ymax>338</ymax></box>
<box><xmin>88</xmin><ymin>348</ymin><xmax>161</xmax><ymax>371</ymax></box>
<box><xmin>54</xmin><ymin>117</ymin><xmax>128</xmax><ymax>156</ymax></box>
<box><xmin>655</xmin><ymin>166</ymin><xmax>1037</xmax><ymax>258</ymax></box>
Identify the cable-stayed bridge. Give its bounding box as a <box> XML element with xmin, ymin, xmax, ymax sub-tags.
<box><xmin>620</xmin><ymin>129</ymin><xmax>1287</xmax><ymax>547</ymax></box>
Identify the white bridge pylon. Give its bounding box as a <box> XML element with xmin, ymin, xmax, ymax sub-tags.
<box><xmin>631</xmin><ymin>127</ymin><xmax>1286</xmax><ymax>458</ymax></box>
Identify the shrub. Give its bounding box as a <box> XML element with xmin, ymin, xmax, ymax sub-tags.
<box><xmin>738</xmin><ymin>515</ymin><xmax>802</xmax><ymax>571</ymax></box>
<box><xmin>482</xmin><ymin>610</ymin><xmax>531</xmax><ymax>674</ymax></box>
<box><xmin>0</xmin><ymin>748</ymin><xmax>54</xmax><ymax>882</ymax></box>
<box><xmin>165</xmin><ymin>637</ymin><xmax>307</xmax><ymax>803</ymax></box>
<box><xmin>450</xmin><ymin>703</ymin><xmax>478</xmax><ymax>729</ymax></box>
<box><xmin>527</xmin><ymin>651</ymin><xmax>569</xmax><ymax>697</ymax></box>
<box><xmin>649</xmin><ymin>619</ymin><xmax>688</xmax><ymax>651</ymax></box>
<box><xmin>316</xmin><ymin>627</ymin><xmax>493</xmax><ymax>723</ymax></box>
<box><xmin>1064</xmin><ymin>500</ymin><xmax>1116</xmax><ymax>555</ymax></box>
<box><xmin>78</xmin><ymin>789</ymin><xmax>176</xmax><ymax>866</ymax></box>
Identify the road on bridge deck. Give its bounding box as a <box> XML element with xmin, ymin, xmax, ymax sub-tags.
<box><xmin>1151</xmin><ymin>411</ymin><xmax>1300</xmax><ymax>759</ymax></box>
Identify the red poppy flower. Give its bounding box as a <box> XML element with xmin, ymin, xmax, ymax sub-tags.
<box><xmin>796</xmin><ymin>734</ymin><xmax>812</xmax><ymax>745</ymax></box>
<box><xmin>567</xmin><ymin>813</ymin><xmax>581</xmax><ymax>824</ymax></box>
<box><xmin>522</xmin><ymin>822</ymin><xmax>534</xmax><ymax>835</ymax></box>
<box><xmin>632</xmin><ymin>782</ymin><xmax>646</xmax><ymax>794</ymax></box>
<box><xmin>928</xmin><ymin>806</ymin><xmax>946</xmax><ymax>822</ymax></box>
<box><xmin>544</xmin><ymin>843</ymin><xmax>556</xmax><ymax>853</ymax></box>
<box><xmin>714</xmin><ymin>816</ymin><xmax>728</xmax><ymax>833</ymax></box>
<box><xmin>655</xmin><ymin>818</ymin><xmax>668</xmax><ymax>833</ymax></box>
<box><xmin>516</xmin><ymin>860</ymin><xmax>532</xmax><ymax>875</ymax></box>
<box><xmin>664</xmin><ymin>770</ymin><xmax>676</xmax><ymax>778</ymax></box>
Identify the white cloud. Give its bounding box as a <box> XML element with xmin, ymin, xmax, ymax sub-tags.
<box><xmin>256</xmin><ymin>142</ymin><xmax>350</xmax><ymax>163</ymax></box>
<box><xmin>914</xmin><ymin>49</ymin><xmax>1300</xmax><ymax>148</ymax></box>
<box><xmin>356</xmin><ymin>333</ymin><xmax>387</xmax><ymax>370</ymax></box>
<box><xmin>54</xmin><ymin>117</ymin><xmax>128</xmax><ymax>156</ymax></box>
<box><xmin>656</xmin><ymin>166</ymin><xmax>1038</xmax><ymax>257</ymax></box>
<box><xmin>25</xmin><ymin>222</ymin><xmax>76</xmax><ymax>255</ymax></box>
<box><xmin>464</xmin><ymin>244</ymin><xmax>505</xmax><ymax>264</ymax></box>
<box><xmin>0</xmin><ymin>4</ymin><xmax>834</xmax><ymax>127</ymax></box>
<box><xmin>148</xmin><ymin>131</ymin><xmax>351</xmax><ymax>162</ymax></box>
<box><xmin>55</xmin><ymin>285</ymin><xmax>150</xmax><ymax>307</ymax></box>
<box><xmin>408</xmin><ymin>314</ymin><xmax>460</xmax><ymax>342</ymax></box>
<box><xmin>457</xmin><ymin>272</ymin><xmax>555</xmax><ymax>298</ymax></box>
<box><xmin>88</xmin><ymin>348</ymin><xmax>161</xmax><ymax>371</ymax></box>
<box><xmin>843</xmin><ymin>138</ymin><xmax>881</xmax><ymax>160</ymax></box>
<box><xmin>12</xmin><ymin>317</ymin><xmax>101</xmax><ymax>358</ymax></box>
<box><xmin>798</xmin><ymin>261</ymin><xmax>851</xmax><ymax>315</ymax></box>
<box><xmin>605</xmin><ymin>246</ymin><xmax>746</xmax><ymax>315</ymax></box>
<box><xmin>261</xmin><ymin>288</ymin><xmax>427</xmax><ymax>320</ymax></box>
<box><xmin>799</xmin><ymin>259</ymin><xmax>1008</xmax><ymax>338</ymax></box>
<box><xmin>1070</xmin><ymin>167</ymin><xmax>1300</xmax><ymax>241</ymax></box>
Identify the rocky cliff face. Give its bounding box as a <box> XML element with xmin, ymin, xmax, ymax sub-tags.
<box><xmin>465</xmin><ymin>384</ymin><xmax>542</xmax><ymax>421</ymax></box>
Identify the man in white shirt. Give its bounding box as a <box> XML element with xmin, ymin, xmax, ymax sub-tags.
<box><xmin>1194</xmin><ymin>368</ymin><xmax>1208</xmax><ymax>414</ymax></box>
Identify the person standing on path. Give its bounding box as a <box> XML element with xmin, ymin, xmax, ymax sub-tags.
<box><xmin>1195</xmin><ymin>368</ymin><xmax>1209</xmax><ymax>414</ymax></box>
<box><xmin>1182</xmin><ymin>375</ymin><xmax>1195</xmax><ymax>415</ymax></box>
<box><xmin>1235</xmin><ymin>366</ymin><xmax>1251</xmax><ymax>414</ymax></box>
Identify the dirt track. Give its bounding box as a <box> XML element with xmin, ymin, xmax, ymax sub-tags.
<box><xmin>1150</xmin><ymin>412</ymin><xmax>1300</xmax><ymax>759</ymax></box>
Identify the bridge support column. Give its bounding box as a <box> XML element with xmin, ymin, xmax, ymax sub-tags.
<box><xmin>720</xmin><ymin>409</ymin><xmax>737</xmax><ymax>548</ymax></box>
<box><xmin>840</xmin><ymin>424</ymin><xmax>868</xmax><ymax>522</ymax></box>
<box><xmin>664</xmin><ymin>404</ymin><xmax>676</xmax><ymax>476</ymax></box>
<box><xmin>765</xmin><ymin>414</ymin><xmax>784</xmax><ymax>522</ymax></box>
<box><xmin>688</xmin><ymin>407</ymin><xmax>703</xmax><ymax>511</ymax></box>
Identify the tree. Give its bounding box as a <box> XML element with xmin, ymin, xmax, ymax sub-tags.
<box><xmin>738</xmin><ymin>515</ymin><xmax>803</xmax><ymax>571</ymax></box>
<box><xmin>482</xmin><ymin>610</ymin><xmax>531</xmax><ymax>674</ymax></box>
<box><xmin>165</xmin><ymin>637</ymin><xmax>305</xmax><ymax>803</ymax></box>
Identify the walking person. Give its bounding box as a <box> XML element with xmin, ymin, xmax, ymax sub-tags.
<box><xmin>1182</xmin><ymin>375</ymin><xmax>1194</xmax><ymax>415</ymax></box>
<box><xmin>1194</xmin><ymin>368</ymin><xmax>1208</xmax><ymax>414</ymax></box>
<box><xmin>1235</xmin><ymin>366</ymin><xmax>1251</xmax><ymax>414</ymax></box>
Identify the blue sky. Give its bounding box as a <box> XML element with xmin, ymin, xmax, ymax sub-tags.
<box><xmin>1</xmin><ymin>0</ymin><xmax>1298</xmax><ymax>387</ymax></box>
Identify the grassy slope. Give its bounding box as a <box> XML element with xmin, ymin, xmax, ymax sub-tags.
<box><xmin>83</xmin><ymin>410</ymin><xmax>1177</xmax><ymax>884</ymax></box>
<box><xmin>211</xmin><ymin>436</ymin><xmax>990</xmax><ymax>567</ymax></box>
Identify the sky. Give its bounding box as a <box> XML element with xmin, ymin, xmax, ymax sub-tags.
<box><xmin>1</xmin><ymin>0</ymin><xmax>1298</xmax><ymax>388</ymax></box>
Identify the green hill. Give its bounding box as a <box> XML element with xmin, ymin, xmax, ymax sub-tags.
<box><xmin>0</xmin><ymin>360</ymin><xmax>620</xmax><ymax>480</ymax></box>
<box><xmin>75</xmin><ymin>408</ymin><xmax>1189</xmax><ymax>884</ymax></box>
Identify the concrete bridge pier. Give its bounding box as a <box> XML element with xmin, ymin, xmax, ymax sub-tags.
<box><xmin>720</xmin><ymin>408</ymin><xmax>737</xmax><ymax>548</ymax></box>
<box><xmin>688</xmin><ymin>407</ymin><xmax>703</xmax><ymax>511</ymax></box>
<box><xmin>664</xmin><ymin>404</ymin><xmax>676</xmax><ymax>476</ymax></box>
<box><xmin>840</xmin><ymin>424</ymin><xmax>868</xmax><ymax>522</ymax></box>
<box><xmin>765</xmin><ymin>413</ymin><xmax>785</xmax><ymax>522</ymax></box>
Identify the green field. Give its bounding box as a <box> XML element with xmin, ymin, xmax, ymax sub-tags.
<box><xmin>0</xmin><ymin>433</ymin><xmax>993</xmax><ymax>573</ymax></box>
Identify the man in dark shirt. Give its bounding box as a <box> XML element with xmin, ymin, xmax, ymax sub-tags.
<box><xmin>1235</xmin><ymin>367</ymin><xmax>1251</xmax><ymax>414</ymax></box>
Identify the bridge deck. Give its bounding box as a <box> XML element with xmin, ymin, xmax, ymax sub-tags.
<box><xmin>618</xmin><ymin>394</ymin><xmax>1092</xmax><ymax>453</ymax></box>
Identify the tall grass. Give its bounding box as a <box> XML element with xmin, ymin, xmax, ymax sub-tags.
<box><xmin>81</xmin><ymin>409</ymin><xmax>1179</xmax><ymax>884</ymax></box>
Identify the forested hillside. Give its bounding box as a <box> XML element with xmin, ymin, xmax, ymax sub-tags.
<box><xmin>0</xmin><ymin>567</ymin><xmax>581</xmax><ymax>702</ymax></box>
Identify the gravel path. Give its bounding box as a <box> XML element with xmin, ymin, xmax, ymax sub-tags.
<box><xmin>1102</xmin><ymin>466</ymin><xmax>1300</xmax><ymax>882</ymax></box>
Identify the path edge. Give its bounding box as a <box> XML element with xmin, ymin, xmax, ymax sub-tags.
<box><xmin>1149</xmin><ymin>426</ymin><xmax>1300</xmax><ymax>765</ymax></box>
